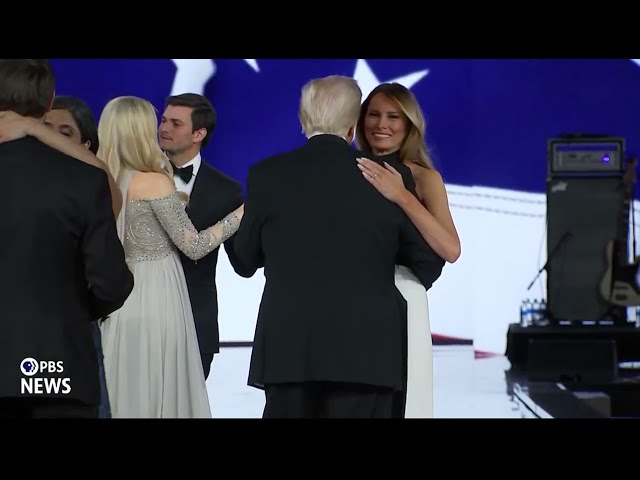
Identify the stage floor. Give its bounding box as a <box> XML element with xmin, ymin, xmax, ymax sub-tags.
<box><xmin>206</xmin><ymin>345</ymin><xmax>537</xmax><ymax>418</ymax></box>
<box><xmin>208</xmin><ymin>343</ymin><xmax>640</xmax><ymax>418</ymax></box>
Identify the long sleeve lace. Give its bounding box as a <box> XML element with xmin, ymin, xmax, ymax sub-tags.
<box><xmin>148</xmin><ymin>191</ymin><xmax>243</xmax><ymax>260</ymax></box>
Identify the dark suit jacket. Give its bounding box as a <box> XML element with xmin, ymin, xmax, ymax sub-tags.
<box><xmin>0</xmin><ymin>137</ymin><xmax>134</xmax><ymax>405</ymax></box>
<box><xmin>233</xmin><ymin>134</ymin><xmax>445</xmax><ymax>391</ymax></box>
<box><xmin>179</xmin><ymin>160</ymin><xmax>248</xmax><ymax>355</ymax></box>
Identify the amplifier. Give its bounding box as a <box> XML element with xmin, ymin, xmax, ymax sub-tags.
<box><xmin>548</xmin><ymin>135</ymin><xmax>625</xmax><ymax>176</ymax></box>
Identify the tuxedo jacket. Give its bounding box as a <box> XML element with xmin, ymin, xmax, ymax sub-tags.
<box><xmin>0</xmin><ymin>137</ymin><xmax>134</xmax><ymax>405</ymax></box>
<box><xmin>233</xmin><ymin>134</ymin><xmax>445</xmax><ymax>391</ymax></box>
<box><xmin>179</xmin><ymin>160</ymin><xmax>248</xmax><ymax>355</ymax></box>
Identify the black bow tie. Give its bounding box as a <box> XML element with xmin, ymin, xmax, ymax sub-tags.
<box><xmin>170</xmin><ymin>162</ymin><xmax>194</xmax><ymax>183</ymax></box>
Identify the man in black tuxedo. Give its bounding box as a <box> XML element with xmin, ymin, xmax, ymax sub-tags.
<box><xmin>233</xmin><ymin>75</ymin><xmax>445</xmax><ymax>418</ymax></box>
<box><xmin>0</xmin><ymin>59</ymin><xmax>134</xmax><ymax>418</ymax></box>
<box><xmin>159</xmin><ymin>93</ymin><xmax>248</xmax><ymax>379</ymax></box>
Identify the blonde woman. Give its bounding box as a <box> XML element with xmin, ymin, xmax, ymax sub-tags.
<box><xmin>0</xmin><ymin>96</ymin><xmax>244</xmax><ymax>418</ymax></box>
<box><xmin>94</xmin><ymin>96</ymin><xmax>243</xmax><ymax>418</ymax></box>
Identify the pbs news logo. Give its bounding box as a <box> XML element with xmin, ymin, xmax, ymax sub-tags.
<box><xmin>20</xmin><ymin>357</ymin><xmax>71</xmax><ymax>395</ymax></box>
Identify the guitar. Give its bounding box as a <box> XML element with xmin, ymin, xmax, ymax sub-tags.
<box><xmin>599</xmin><ymin>155</ymin><xmax>640</xmax><ymax>306</ymax></box>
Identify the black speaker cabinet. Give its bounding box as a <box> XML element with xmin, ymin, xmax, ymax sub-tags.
<box><xmin>527</xmin><ymin>338</ymin><xmax>618</xmax><ymax>383</ymax></box>
<box><xmin>546</xmin><ymin>175</ymin><xmax>627</xmax><ymax>322</ymax></box>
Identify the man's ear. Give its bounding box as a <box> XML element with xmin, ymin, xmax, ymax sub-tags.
<box><xmin>346</xmin><ymin>124</ymin><xmax>356</xmax><ymax>143</ymax></box>
<box><xmin>193</xmin><ymin>127</ymin><xmax>207</xmax><ymax>144</ymax></box>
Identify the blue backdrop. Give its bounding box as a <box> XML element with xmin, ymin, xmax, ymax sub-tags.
<box><xmin>50</xmin><ymin>59</ymin><xmax>640</xmax><ymax>195</ymax></box>
<box><xmin>45</xmin><ymin>59</ymin><xmax>640</xmax><ymax>348</ymax></box>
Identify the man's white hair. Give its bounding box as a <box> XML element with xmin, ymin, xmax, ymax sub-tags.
<box><xmin>298</xmin><ymin>75</ymin><xmax>362</xmax><ymax>138</ymax></box>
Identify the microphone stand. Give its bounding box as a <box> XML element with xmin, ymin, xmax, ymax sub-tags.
<box><xmin>527</xmin><ymin>231</ymin><xmax>572</xmax><ymax>291</ymax></box>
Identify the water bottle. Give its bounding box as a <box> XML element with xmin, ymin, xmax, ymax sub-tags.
<box><xmin>531</xmin><ymin>299</ymin><xmax>539</xmax><ymax>324</ymax></box>
<box><xmin>525</xmin><ymin>299</ymin><xmax>534</xmax><ymax>326</ymax></box>
<box><xmin>521</xmin><ymin>299</ymin><xmax>532</xmax><ymax>327</ymax></box>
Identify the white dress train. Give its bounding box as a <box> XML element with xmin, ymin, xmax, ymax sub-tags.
<box><xmin>394</xmin><ymin>265</ymin><xmax>433</xmax><ymax>418</ymax></box>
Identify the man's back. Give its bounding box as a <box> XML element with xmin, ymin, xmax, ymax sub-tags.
<box><xmin>257</xmin><ymin>135</ymin><xmax>408</xmax><ymax>291</ymax></box>
<box><xmin>0</xmin><ymin>137</ymin><xmax>134</xmax><ymax>405</ymax></box>
<box><xmin>236</xmin><ymin>134</ymin><xmax>444</xmax><ymax>390</ymax></box>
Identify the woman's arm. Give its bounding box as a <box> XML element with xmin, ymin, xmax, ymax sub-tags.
<box><xmin>400</xmin><ymin>167</ymin><xmax>461</xmax><ymax>263</ymax></box>
<box><xmin>24</xmin><ymin>118</ymin><xmax>122</xmax><ymax>218</ymax></box>
<box><xmin>132</xmin><ymin>171</ymin><xmax>244</xmax><ymax>261</ymax></box>
<box><xmin>357</xmin><ymin>157</ymin><xmax>461</xmax><ymax>263</ymax></box>
<box><xmin>0</xmin><ymin>111</ymin><xmax>122</xmax><ymax>218</ymax></box>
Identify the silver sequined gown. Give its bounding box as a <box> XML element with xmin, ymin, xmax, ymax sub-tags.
<box><xmin>100</xmin><ymin>169</ymin><xmax>241</xmax><ymax>418</ymax></box>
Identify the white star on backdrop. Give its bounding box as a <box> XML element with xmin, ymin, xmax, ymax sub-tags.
<box><xmin>244</xmin><ymin>59</ymin><xmax>260</xmax><ymax>72</ymax></box>
<box><xmin>170</xmin><ymin>59</ymin><xmax>259</xmax><ymax>95</ymax></box>
<box><xmin>168</xmin><ymin>59</ymin><xmax>428</xmax><ymax>100</ymax></box>
<box><xmin>170</xmin><ymin>59</ymin><xmax>216</xmax><ymax>96</ymax></box>
<box><xmin>352</xmin><ymin>59</ymin><xmax>429</xmax><ymax>101</ymax></box>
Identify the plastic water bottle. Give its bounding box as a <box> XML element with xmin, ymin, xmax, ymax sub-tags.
<box><xmin>532</xmin><ymin>299</ymin><xmax>540</xmax><ymax>324</ymax></box>
<box><xmin>520</xmin><ymin>299</ymin><xmax>532</xmax><ymax>327</ymax></box>
<box><xmin>525</xmin><ymin>299</ymin><xmax>534</xmax><ymax>326</ymax></box>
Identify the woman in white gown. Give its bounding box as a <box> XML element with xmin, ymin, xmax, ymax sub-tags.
<box><xmin>355</xmin><ymin>83</ymin><xmax>461</xmax><ymax>418</ymax></box>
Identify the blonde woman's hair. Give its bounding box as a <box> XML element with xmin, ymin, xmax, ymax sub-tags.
<box><xmin>298</xmin><ymin>75</ymin><xmax>362</xmax><ymax>138</ymax></box>
<box><xmin>355</xmin><ymin>83</ymin><xmax>434</xmax><ymax>169</ymax></box>
<box><xmin>97</xmin><ymin>95</ymin><xmax>174</xmax><ymax>183</ymax></box>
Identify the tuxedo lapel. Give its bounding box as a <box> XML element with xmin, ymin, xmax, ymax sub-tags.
<box><xmin>185</xmin><ymin>167</ymin><xmax>208</xmax><ymax>229</ymax></box>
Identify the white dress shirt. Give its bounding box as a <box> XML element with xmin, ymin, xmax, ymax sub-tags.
<box><xmin>173</xmin><ymin>152</ymin><xmax>202</xmax><ymax>198</ymax></box>
<box><xmin>308</xmin><ymin>132</ymin><xmax>349</xmax><ymax>143</ymax></box>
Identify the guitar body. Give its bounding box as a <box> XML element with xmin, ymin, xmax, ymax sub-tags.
<box><xmin>600</xmin><ymin>239</ymin><xmax>640</xmax><ymax>306</ymax></box>
<box><xmin>600</xmin><ymin>155</ymin><xmax>640</xmax><ymax>307</ymax></box>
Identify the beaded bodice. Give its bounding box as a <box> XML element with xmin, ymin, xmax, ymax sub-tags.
<box><xmin>123</xmin><ymin>191</ymin><xmax>241</xmax><ymax>263</ymax></box>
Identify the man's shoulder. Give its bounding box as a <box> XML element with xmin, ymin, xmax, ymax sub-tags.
<box><xmin>51</xmin><ymin>149</ymin><xmax>109</xmax><ymax>189</ymax></box>
<box><xmin>198</xmin><ymin>160</ymin><xmax>242</xmax><ymax>189</ymax></box>
<box><xmin>248</xmin><ymin>148</ymin><xmax>300</xmax><ymax>178</ymax></box>
<box><xmin>2</xmin><ymin>137</ymin><xmax>106</xmax><ymax>182</ymax></box>
<box><xmin>363</xmin><ymin>150</ymin><xmax>408</xmax><ymax>171</ymax></box>
<box><xmin>366</xmin><ymin>151</ymin><xmax>413</xmax><ymax>185</ymax></box>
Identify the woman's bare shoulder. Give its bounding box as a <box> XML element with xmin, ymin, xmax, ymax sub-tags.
<box><xmin>128</xmin><ymin>171</ymin><xmax>175</xmax><ymax>201</ymax></box>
